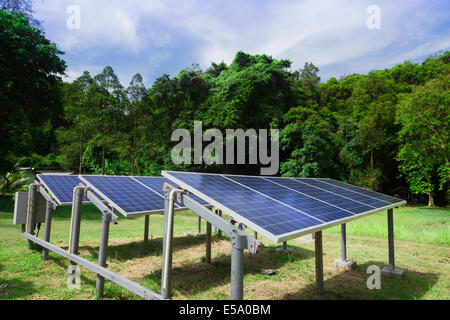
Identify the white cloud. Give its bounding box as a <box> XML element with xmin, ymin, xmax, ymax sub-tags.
<box><xmin>33</xmin><ymin>0</ymin><xmax>450</xmax><ymax>83</ymax></box>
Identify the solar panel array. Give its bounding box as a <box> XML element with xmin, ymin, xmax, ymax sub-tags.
<box><xmin>37</xmin><ymin>174</ymin><xmax>99</xmax><ymax>206</ymax></box>
<box><xmin>79</xmin><ymin>175</ymin><xmax>209</xmax><ymax>217</ymax></box>
<box><xmin>162</xmin><ymin>171</ymin><xmax>405</xmax><ymax>243</ymax></box>
<box><xmin>38</xmin><ymin>174</ymin><xmax>209</xmax><ymax>217</ymax></box>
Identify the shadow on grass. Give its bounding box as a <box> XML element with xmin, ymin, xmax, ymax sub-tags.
<box><xmin>46</xmin><ymin>255</ymin><xmax>97</xmax><ymax>289</ymax></box>
<box><xmin>0</xmin><ymin>276</ymin><xmax>37</xmax><ymax>299</ymax></box>
<box><xmin>26</xmin><ymin>235</ymin><xmax>317</xmax><ymax>299</ymax></box>
<box><xmin>77</xmin><ymin>234</ymin><xmax>229</xmax><ymax>262</ymax></box>
<box><xmin>136</xmin><ymin>241</ymin><xmax>315</xmax><ymax>298</ymax></box>
<box><xmin>282</xmin><ymin>260</ymin><xmax>439</xmax><ymax>300</ymax></box>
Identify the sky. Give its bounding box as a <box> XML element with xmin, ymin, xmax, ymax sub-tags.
<box><xmin>32</xmin><ymin>0</ymin><xmax>450</xmax><ymax>87</ymax></box>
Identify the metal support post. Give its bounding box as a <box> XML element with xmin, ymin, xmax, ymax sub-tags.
<box><xmin>230</xmin><ymin>230</ymin><xmax>245</xmax><ymax>300</ymax></box>
<box><xmin>161</xmin><ymin>184</ymin><xmax>260</xmax><ymax>300</ymax></box>
<box><xmin>381</xmin><ymin>208</ymin><xmax>404</xmax><ymax>278</ymax></box>
<box><xmin>67</xmin><ymin>186</ymin><xmax>84</xmax><ymax>290</ymax></box>
<box><xmin>69</xmin><ymin>187</ymin><xmax>84</xmax><ymax>258</ymax></box>
<box><xmin>218</xmin><ymin>210</ymin><xmax>222</xmax><ymax>236</ymax></box>
<box><xmin>144</xmin><ymin>215</ymin><xmax>149</xmax><ymax>243</ymax></box>
<box><xmin>315</xmin><ymin>231</ymin><xmax>324</xmax><ymax>295</ymax></box>
<box><xmin>254</xmin><ymin>231</ymin><xmax>257</xmax><ymax>239</ymax></box>
<box><xmin>27</xmin><ymin>184</ymin><xmax>38</xmax><ymax>250</ymax></box>
<box><xmin>206</xmin><ymin>222</ymin><xmax>211</xmax><ymax>264</ymax></box>
<box><xmin>96</xmin><ymin>212</ymin><xmax>112</xmax><ymax>298</ymax></box>
<box><xmin>333</xmin><ymin>223</ymin><xmax>356</xmax><ymax>270</ymax></box>
<box><xmin>161</xmin><ymin>191</ymin><xmax>177</xmax><ymax>299</ymax></box>
<box><xmin>42</xmin><ymin>200</ymin><xmax>53</xmax><ymax>260</ymax></box>
<box><xmin>197</xmin><ymin>216</ymin><xmax>202</xmax><ymax>234</ymax></box>
<box><xmin>276</xmin><ymin>240</ymin><xmax>293</xmax><ymax>253</ymax></box>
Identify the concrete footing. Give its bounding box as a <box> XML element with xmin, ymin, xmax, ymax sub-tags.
<box><xmin>333</xmin><ymin>258</ymin><xmax>356</xmax><ymax>270</ymax></box>
<box><xmin>297</xmin><ymin>233</ymin><xmax>315</xmax><ymax>244</ymax></box>
<box><xmin>183</xmin><ymin>231</ymin><xmax>206</xmax><ymax>237</ymax></box>
<box><xmin>381</xmin><ymin>266</ymin><xmax>404</xmax><ymax>278</ymax></box>
<box><xmin>275</xmin><ymin>247</ymin><xmax>294</xmax><ymax>253</ymax></box>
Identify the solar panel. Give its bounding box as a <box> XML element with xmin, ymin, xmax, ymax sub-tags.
<box><xmin>78</xmin><ymin>175</ymin><xmax>169</xmax><ymax>217</ymax></box>
<box><xmin>162</xmin><ymin>171</ymin><xmax>406</xmax><ymax>243</ymax></box>
<box><xmin>79</xmin><ymin>175</ymin><xmax>210</xmax><ymax>217</ymax></box>
<box><xmin>133</xmin><ymin>176</ymin><xmax>209</xmax><ymax>206</ymax></box>
<box><xmin>37</xmin><ymin>174</ymin><xmax>101</xmax><ymax>206</ymax></box>
<box><xmin>317</xmin><ymin>178</ymin><xmax>402</xmax><ymax>204</ymax></box>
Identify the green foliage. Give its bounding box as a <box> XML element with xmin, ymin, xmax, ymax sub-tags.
<box><xmin>0</xmin><ymin>170</ymin><xmax>31</xmax><ymax>194</ymax></box>
<box><xmin>1</xmin><ymin>23</ymin><xmax>448</xmax><ymax>204</ymax></box>
<box><xmin>396</xmin><ymin>74</ymin><xmax>449</xmax><ymax>204</ymax></box>
<box><xmin>0</xmin><ymin>10</ymin><xmax>66</xmax><ymax>175</ymax></box>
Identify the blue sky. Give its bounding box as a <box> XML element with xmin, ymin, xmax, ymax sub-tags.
<box><xmin>33</xmin><ymin>0</ymin><xmax>450</xmax><ymax>87</ymax></box>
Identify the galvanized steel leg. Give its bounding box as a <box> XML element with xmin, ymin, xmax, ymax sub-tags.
<box><xmin>254</xmin><ymin>231</ymin><xmax>257</xmax><ymax>240</ymax></box>
<box><xmin>381</xmin><ymin>208</ymin><xmax>404</xmax><ymax>278</ymax></box>
<box><xmin>96</xmin><ymin>212</ymin><xmax>112</xmax><ymax>298</ymax></box>
<box><xmin>230</xmin><ymin>241</ymin><xmax>244</xmax><ymax>300</ymax></box>
<box><xmin>333</xmin><ymin>223</ymin><xmax>356</xmax><ymax>270</ymax></box>
<box><xmin>315</xmin><ymin>231</ymin><xmax>324</xmax><ymax>295</ymax></box>
<box><xmin>206</xmin><ymin>222</ymin><xmax>211</xmax><ymax>264</ymax></box>
<box><xmin>42</xmin><ymin>200</ymin><xmax>53</xmax><ymax>260</ymax></box>
<box><xmin>197</xmin><ymin>216</ymin><xmax>202</xmax><ymax>234</ymax></box>
<box><xmin>218</xmin><ymin>210</ymin><xmax>222</xmax><ymax>236</ymax></box>
<box><xmin>69</xmin><ymin>188</ymin><xmax>84</xmax><ymax>257</ymax></box>
<box><xmin>283</xmin><ymin>241</ymin><xmax>287</xmax><ymax>250</ymax></box>
<box><xmin>161</xmin><ymin>195</ymin><xmax>174</xmax><ymax>299</ymax></box>
<box><xmin>27</xmin><ymin>185</ymin><xmax>38</xmax><ymax>250</ymax></box>
<box><xmin>144</xmin><ymin>215</ymin><xmax>149</xmax><ymax>243</ymax></box>
<box><xmin>68</xmin><ymin>187</ymin><xmax>84</xmax><ymax>288</ymax></box>
<box><xmin>341</xmin><ymin>224</ymin><xmax>347</xmax><ymax>261</ymax></box>
<box><xmin>387</xmin><ymin>208</ymin><xmax>395</xmax><ymax>268</ymax></box>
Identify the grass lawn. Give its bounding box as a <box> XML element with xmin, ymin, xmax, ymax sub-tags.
<box><xmin>0</xmin><ymin>199</ymin><xmax>449</xmax><ymax>300</ymax></box>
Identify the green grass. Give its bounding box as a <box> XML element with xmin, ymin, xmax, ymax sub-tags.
<box><xmin>326</xmin><ymin>206</ymin><xmax>450</xmax><ymax>246</ymax></box>
<box><xmin>0</xmin><ymin>200</ymin><xmax>449</xmax><ymax>300</ymax></box>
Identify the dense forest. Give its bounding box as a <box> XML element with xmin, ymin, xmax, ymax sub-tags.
<box><xmin>1</xmin><ymin>10</ymin><xmax>449</xmax><ymax>206</ymax></box>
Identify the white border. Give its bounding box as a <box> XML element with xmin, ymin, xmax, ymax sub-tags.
<box><xmin>317</xmin><ymin>178</ymin><xmax>401</xmax><ymax>203</ymax></box>
<box><xmin>78</xmin><ymin>175</ymin><xmax>170</xmax><ymax>217</ymax></box>
<box><xmin>37</xmin><ymin>174</ymin><xmax>93</xmax><ymax>206</ymax></box>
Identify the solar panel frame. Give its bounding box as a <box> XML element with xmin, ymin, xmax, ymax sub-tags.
<box><xmin>162</xmin><ymin>171</ymin><xmax>406</xmax><ymax>243</ymax></box>
<box><xmin>78</xmin><ymin>175</ymin><xmax>211</xmax><ymax>218</ymax></box>
<box><xmin>37</xmin><ymin>174</ymin><xmax>97</xmax><ymax>206</ymax></box>
<box><xmin>78</xmin><ymin>175</ymin><xmax>168</xmax><ymax>217</ymax></box>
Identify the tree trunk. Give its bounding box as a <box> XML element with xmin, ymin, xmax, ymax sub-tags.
<box><xmin>101</xmin><ymin>144</ymin><xmax>105</xmax><ymax>175</ymax></box>
<box><xmin>370</xmin><ymin>147</ymin><xmax>374</xmax><ymax>174</ymax></box>
<box><xmin>428</xmin><ymin>192</ymin><xmax>435</xmax><ymax>207</ymax></box>
<box><xmin>101</xmin><ymin>128</ymin><xmax>106</xmax><ymax>175</ymax></box>
<box><xmin>426</xmin><ymin>177</ymin><xmax>435</xmax><ymax>207</ymax></box>
<box><xmin>79</xmin><ymin>131</ymin><xmax>83</xmax><ymax>175</ymax></box>
<box><xmin>135</xmin><ymin>158</ymin><xmax>140</xmax><ymax>175</ymax></box>
<box><xmin>132</xmin><ymin>115</ymin><xmax>137</xmax><ymax>175</ymax></box>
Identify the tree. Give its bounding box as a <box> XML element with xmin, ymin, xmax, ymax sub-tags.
<box><xmin>0</xmin><ymin>0</ymin><xmax>40</xmax><ymax>27</ymax></box>
<box><xmin>396</xmin><ymin>74</ymin><xmax>449</xmax><ymax>206</ymax></box>
<box><xmin>280</xmin><ymin>107</ymin><xmax>337</xmax><ymax>178</ymax></box>
<box><xmin>125</xmin><ymin>73</ymin><xmax>148</xmax><ymax>175</ymax></box>
<box><xmin>91</xmin><ymin>66</ymin><xmax>125</xmax><ymax>174</ymax></box>
<box><xmin>57</xmin><ymin>72</ymin><xmax>94</xmax><ymax>173</ymax></box>
<box><xmin>0</xmin><ymin>11</ymin><xmax>66</xmax><ymax>175</ymax></box>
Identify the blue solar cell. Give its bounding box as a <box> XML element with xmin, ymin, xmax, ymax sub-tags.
<box><xmin>296</xmin><ymin>178</ymin><xmax>391</xmax><ymax>208</ymax></box>
<box><xmin>133</xmin><ymin>176</ymin><xmax>209</xmax><ymax>206</ymax></box>
<box><xmin>37</xmin><ymin>174</ymin><xmax>97</xmax><ymax>205</ymax></box>
<box><xmin>317</xmin><ymin>178</ymin><xmax>402</xmax><ymax>204</ymax></box>
<box><xmin>162</xmin><ymin>172</ymin><xmax>323</xmax><ymax>239</ymax></box>
<box><xmin>265</xmin><ymin>177</ymin><xmax>374</xmax><ymax>214</ymax></box>
<box><xmin>162</xmin><ymin>171</ymin><xmax>405</xmax><ymax>243</ymax></box>
<box><xmin>227</xmin><ymin>176</ymin><xmax>354</xmax><ymax>222</ymax></box>
<box><xmin>80</xmin><ymin>176</ymin><xmax>165</xmax><ymax>216</ymax></box>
